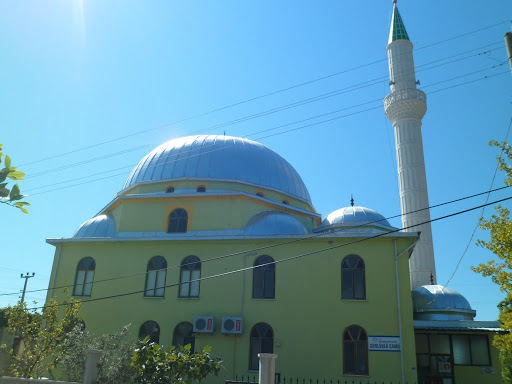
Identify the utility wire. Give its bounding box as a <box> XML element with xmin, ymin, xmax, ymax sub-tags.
<box><xmin>4</xmin><ymin>184</ymin><xmax>509</xmax><ymax>298</ymax></box>
<box><xmin>21</xmin><ymin>45</ymin><xmax>502</xmax><ymax>182</ymax></box>
<box><xmin>442</xmin><ymin>116</ymin><xmax>512</xmax><ymax>288</ymax></box>
<box><xmin>19</xmin><ymin>20</ymin><xmax>509</xmax><ymax>168</ymax></box>
<box><xmin>28</xmin><ymin>194</ymin><xmax>512</xmax><ymax>310</ymax></box>
<box><xmin>24</xmin><ymin>65</ymin><xmax>509</xmax><ymax>195</ymax></box>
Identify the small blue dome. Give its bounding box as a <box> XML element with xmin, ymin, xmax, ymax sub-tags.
<box><xmin>317</xmin><ymin>206</ymin><xmax>394</xmax><ymax>232</ymax></box>
<box><xmin>412</xmin><ymin>285</ymin><xmax>476</xmax><ymax>321</ymax></box>
<box><xmin>73</xmin><ymin>215</ymin><xmax>117</xmax><ymax>238</ymax></box>
<box><xmin>244</xmin><ymin>211</ymin><xmax>308</xmax><ymax>236</ymax></box>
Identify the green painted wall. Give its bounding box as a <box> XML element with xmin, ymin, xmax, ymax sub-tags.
<box><xmin>48</xmin><ymin>235</ymin><xmax>418</xmax><ymax>383</ymax></box>
<box><xmin>111</xmin><ymin>195</ymin><xmax>317</xmax><ymax>233</ymax></box>
<box><xmin>416</xmin><ymin>331</ymin><xmax>502</xmax><ymax>384</ymax></box>
<box><xmin>124</xmin><ymin>179</ymin><xmax>314</xmax><ymax>212</ymax></box>
<box><xmin>453</xmin><ymin>333</ymin><xmax>501</xmax><ymax>384</ymax></box>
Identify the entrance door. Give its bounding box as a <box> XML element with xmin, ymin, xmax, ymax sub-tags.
<box><xmin>430</xmin><ymin>354</ymin><xmax>455</xmax><ymax>384</ymax></box>
<box><xmin>417</xmin><ymin>353</ymin><xmax>455</xmax><ymax>384</ymax></box>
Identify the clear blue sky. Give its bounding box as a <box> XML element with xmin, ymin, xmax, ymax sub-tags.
<box><xmin>1</xmin><ymin>1</ymin><xmax>511</xmax><ymax>321</ymax></box>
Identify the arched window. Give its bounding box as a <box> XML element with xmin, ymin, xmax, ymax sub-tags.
<box><xmin>179</xmin><ymin>256</ymin><xmax>201</xmax><ymax>298</ymax></box>
<box><xmin>166</xmin><ymin>186</ymin><xmax>175</xmax><ymax>193</ymax></box>
<box><xmin>341</xmin><ymin>255</ymin><xmax>365</xmax><ymax>300</ymax></box>
<box><xmin>253</xmin><ymin>255</ymin><xmax>275</xmax><ymax>299</ymax></box>
<box><xmin>145</xmin><ymin>256</ymin><xmax>167</xmax><ymax>297</ymax></box>
<box><xmin>139</xmin><ymin>321</ymin><xmax>160</xmax><ymax>344</ymax></box>
<box><xmin>256</xmin><ymin>192</ymin><xmax>264</xmax><ymax>198</ymax></box>
<box><xmin>196</xmin><ymin>185</ymin><xmax>206</xmax><ymax>192</ymax></box>
<box><xmin>173</xmin><ymin>322</ymin><xmax>195</xmax><ymax>352</ymax></box>
<box><xmin>343</xmin><ymin>325</ymin><xmax>368</xmax><ymax>375</ymax></box>
<box><xmin>168</xmin><ymin>209</ymin><xmax>188</xmax><ymax>233</ymax></box>
<box><xmin>74</xmin><ymin>257</ymin><xmax>95</xmax><ymax>296</ymax></box>
<box><xmin>249</xmin><ymin>323</ymin><xmax>273</xmax><ymax>370</ymax></box>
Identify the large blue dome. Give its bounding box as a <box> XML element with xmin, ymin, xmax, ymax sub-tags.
<box><xmin>123</xmin><ymin>135</ymin><xmax>312</xmax><ymax>203</ymax></box>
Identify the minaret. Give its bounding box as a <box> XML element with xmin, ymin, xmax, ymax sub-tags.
<box><xmin>384</xmin><ymin>1</ymin><xmax>436</xmax><ymax>288</ymax></box>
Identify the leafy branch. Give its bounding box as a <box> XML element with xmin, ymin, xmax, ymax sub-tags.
<box><xmin>0</xmin><ymin>143</ymin><xmax>29</xmax><ymax>213</ymax></box>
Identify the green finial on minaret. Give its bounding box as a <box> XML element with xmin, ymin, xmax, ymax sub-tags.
<box><xmin>388</xmin><ymin>1</ymin><xmax>410</xmax><ymax>44</ymax></box>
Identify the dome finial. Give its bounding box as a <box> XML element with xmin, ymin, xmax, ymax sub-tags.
<box><xmin>350</xmin><ymin>195</ymin><xmax>354</xmax><ymax>207</ymax></box>
<box><xmin>393</xmin><ymin>0</ymin><xmax>397</xmax><ymax>3</ymax></box>
<box><xmin>430</xmin><ymin>273</ymin><xmax>434</xmax><ymax>285</ymax></box>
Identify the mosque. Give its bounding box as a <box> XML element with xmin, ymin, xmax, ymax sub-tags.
<box><xmin>46</xmin><ymin>3</ymin><xmax>502</xmax><ymax>384</ymax></box>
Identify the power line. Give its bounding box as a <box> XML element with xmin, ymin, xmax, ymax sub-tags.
<box><xmin>4</xmin><ymin>184</ymin><xmax>509</xmax><ymax>298</ymax></box>
<box><xmin>24</xmin><ymin>66</ymin><xmax>509</xmax><ymax>196</ymax></box>
<box><xmin>29</xmin><ymin>194</ymin><xmax>512</xmax><ymax>311</ymax></box>
<box><xmin>21</xmin><ymin>44</ymin><xmax>502</xmax><ymax>182</ymax></box>
<box><xmin>442</xmin><ymin>116</ymin><xmax>512</xmax><ymax>288</ymax></box>
<box><xmin>19</xmin><ymin>20</ymin><xmax>509</xmax><ymax>169</ymax></box>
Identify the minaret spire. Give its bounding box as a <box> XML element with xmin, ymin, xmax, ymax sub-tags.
<box><xmin>389</xmin><ymin>2</ymin><xmax>409</xmax><ymax>44</ymax></box>
<box><xmin>384</xmin><ymin>4</ymin><xmax>437</xmax><ymax>288</ymax></box>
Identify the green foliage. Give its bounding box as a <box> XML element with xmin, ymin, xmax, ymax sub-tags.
<box><xmin>0</xmin><ymin>144</ymin><xmax>29</xmax><ymax>213</ymax></box>
<box><xmin>472</xmin><ymin>140</ymin><xmax>512</xmax><ymax>382</ymax></box>
<box><xmin>59</xmin><ymin>324</ymin><xmax>137</xmax><ymax>384</ymax></box>
<box><xmin>4</xmin><ymin>297</ymin><xmax>81</xmax><ymax>378</ymax></box>
<box><xmin>0</xmin><ymin>308</ymin><xmax>8</xmax><ymax>328</ymax></box>
<box><xmin>131</xmin><ymin>338</ymin><xmax>222</xmax><ymax>384</ymax></box>
<box><xmin>500</xmin><ymin>349</ymin><xmax>512</xmax><ymax>384</ymax></box>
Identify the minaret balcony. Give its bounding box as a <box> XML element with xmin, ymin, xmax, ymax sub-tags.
<box><xmin>384</xmin><ymin>88</ymin><xmax>427</xmax><ymax>121</ymax></box>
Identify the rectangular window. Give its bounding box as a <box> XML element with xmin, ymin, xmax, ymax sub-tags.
<box><xmin>415</xmin><ymin>334</ymin><xmax>429</xmax><ymax>354</ymax></box>
<box><xmin>470</xmin><ymin>335</ymin><xmax>490</xmax><ymax>366</ymax></box>
<box><xmin>83</xmin><ymin>271</ymin><xmax>94</xmax><ymax>296</ymax></box>
<box><xmin>354</xmin><ymin>269</ymin><xmax>365</xmax><ymax>299</ymax></box>
<box><xmin>189</xmin><ymin>270</ymin><xmax>200</xmax><ymax>297</ymax></box>
<box><xmin>74</xmin><ymin>270</ymin><xmax>94</xmax><ymax>296</ymax></box>
<box><xmin>430</xmin><ymin>334</ymin><xmax>450</xmax><ymax>354</ymax></box>
<box><xmin>342</xmin><ymin>270</ymin><xmax>353</xmax><ymax>299</ymax></box>
<box><xmin>145</xmin><ymin>271</ymin><xmax>157</xmax><ymax>296</ymax></box>
<box><xmin>155</xmin><ymin>270</ymin><xmax>166</xmax><ymax>297</ymax></box>
<box><xmin>179</xmin><ymin>270</ymin><xmax>191</xmax><ymax>297</ymax></box>
<box><xmin>417</xmin><ymin>333</ymin><xmax>492</xmax><ymax>367</ymax></box>
<box><xmin>344</xmin><ymin>342</ymin><xmax>355</xmax><ymax>373</ymax></box>
<box><xmin>452</xmin><ymin>335</ymin><xmax>471</xmax><ymax>365</ymax></box>
<box><xmin>74</xmin><ymin>270</ymin><xmax>86</xmax><ymax>296</ymax></box>
<box><xmin>356</xmin><ymin>342</ymin><xmax>368</xmax><ymax>374</ymax></box>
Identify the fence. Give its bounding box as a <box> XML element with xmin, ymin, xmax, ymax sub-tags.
<box><xmin>226</xmin><ymin>375</ymin><xmax>418</xmax><ymax>384</ymax></box>
<box><xmin>0</xmin><ymin>349</ymin><xmax>101</xmax><ymax>384</ymax></box>
<box><xmin>0</xmin><ymin>378</ymin><xmax>79</xmax><ymax>384</ymax></box>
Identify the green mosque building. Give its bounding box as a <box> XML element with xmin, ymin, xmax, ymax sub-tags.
<box><xmin>46</xmin><ymin>3</ymin><xmax>503</xmax><ymax>384</ymax></box>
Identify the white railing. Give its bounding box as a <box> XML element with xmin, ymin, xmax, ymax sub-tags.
<box><xmin>384</xmin><ymin>88</ymin><xmax>426</xmax><ymax>110</ymax></box>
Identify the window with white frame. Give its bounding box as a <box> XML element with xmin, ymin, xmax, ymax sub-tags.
<box><xmin>343</xmin><ymin>325</ymin><xmax>368</xmax><ymax>375</ymax></box>
<box><xmin>252</xmin><ymin>255</ymin><xmax>275</xmax><ymax>299</ymax></box>
<box><xmin>342</xmin><ymin>255</ymin><xmax>365</xmax><ymax>300</ymax></box>
<box><xmin>168</xmin><ymin>209</ymin><xmax>188</xmax><ymax>233</ymax></box>
<box><xmin>73</xmin><ymin>257</ymin><xmax>95</xmax><ymax>296</ymax></box>
<box><xmin>144</xmin><ymin>256</ymin><xmax>167</xmax><ymax>297</ymax></box>
<box><xmin>179</xmin><ymin>256</ymin><xmax>201</xmax><ymax>298</ymax></box>
<box><xmin>249</xmin><ymin>323</ymin><xmax>273</xmax><ymax>370</ymax></box>
<box><xmin>173</xmin><ymin>322</ymin><xmax>195</xmax><ymax>352</ymax></box>
<box><xmin>139</xmin><ymin>321</ymin><xmax>160</xmax><ymax>344</ymax></box>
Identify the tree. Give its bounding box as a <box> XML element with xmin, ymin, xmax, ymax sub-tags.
<box><xmin>0</xmin><ymin>307</ymin><xmax>8</xmax><ymax>328</ymax></box>
<box><xmin>59</xmin><ymin>324</ymin><xmax>138</xmax><ymax>384</ymax></box>
<box><xmin>4</xmin><ymin>297</ymin><xmax>81</xmax><ymax>378</ymax></box>
<box><xmin>131</xmin><ymin>339</ymin><xmax>222</xmax><ymax>384</ymax></box>
<box><xmin>472</xmin><ymin>140</ymin><xmax>512</xmax><ymax>383</ymax></box>
<box><xmin>0</xmin><ymin>143</ymin><xmax>29</xmax><ymax>213</ymax></box>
